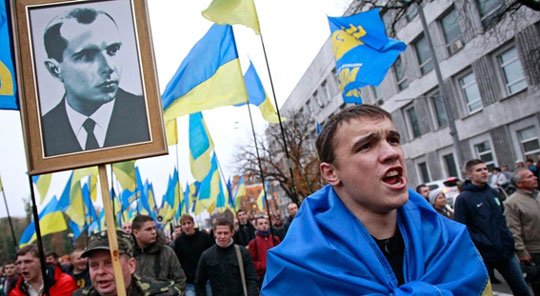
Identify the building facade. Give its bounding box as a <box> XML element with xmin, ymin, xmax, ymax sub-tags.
<box><xmin>280</xmin><ymin>0</ymin><xmax>540</xmax><ymax>189</ymax></box>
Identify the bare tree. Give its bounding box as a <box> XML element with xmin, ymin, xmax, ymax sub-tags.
<box><xmin>234</xmin><ymin>111</ymin><xmax>324</xmax><ymax>205</ymax></box>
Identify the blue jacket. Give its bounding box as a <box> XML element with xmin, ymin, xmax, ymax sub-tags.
<box><xmin>454</xmin><ymin>180</ymin><xmax>515</xmax><ymax>263</ymax></box>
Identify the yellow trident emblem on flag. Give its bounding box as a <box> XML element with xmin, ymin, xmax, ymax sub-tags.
<box><xmin>331</xmin><ymin>24</ymin><xmax>367</xmax><ymax>60</ymax></box>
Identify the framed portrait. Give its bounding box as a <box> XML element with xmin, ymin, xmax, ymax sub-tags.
<box><xmin>12</xmin><ymin>0</ymin><xmax>167</xmax><ymax>175</ymax></box>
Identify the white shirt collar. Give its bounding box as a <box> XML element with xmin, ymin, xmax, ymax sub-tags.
<box><xmin>65</xmin><ymin>98</ymin><xmax>116</xmax><ymax>149</ymax></box>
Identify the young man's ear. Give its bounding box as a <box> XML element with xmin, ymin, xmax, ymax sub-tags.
<box><xmin>44</xmin><ymin>59</ymin><xmax>62</xmax><ymax>80</ymax></box>
<box><xmin>320</xmin><ymin>162</ymin><xmax>340</xmax><ymax>186</ymax></box>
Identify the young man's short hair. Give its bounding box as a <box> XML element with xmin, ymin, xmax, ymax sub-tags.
<box><xmin>132</xmin><ymin>215</ymin><xmax>154</xmax><ymax>231</ymax></box>
<box><xmin>215</xmin><ymin>217</ymin><xmax>234</xmax><ymax>231</ymax></box>
<box><xmin>315</xmin><ymin>105</ymin><xmax>392</xmax><ymax>164</ymax></box>
<box><xmin>179</xmin><ymin>214</ymin><xmax>194</xmax><ymax>224</ymax></box>
<box><xmin>17</xmin><ymin>244</ymin><xmax>40</xmax><ymax>259</ymax></box>
<box><xmin>465</xmin><ymin>159</ymin><xmax>485</xmax><ymax>172</ymax></box>
<box><xmin>255</xmin><ymin>214</ymin><xmax>269</xmax><ymax>225</ymax></box>
<box><xmin>415</xmin><ymin>184</ymin><xmax>428</xmax><ymax>193</ymax></box>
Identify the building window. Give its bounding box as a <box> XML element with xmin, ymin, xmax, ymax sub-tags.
<box><xmin>394</xmin><ymin>56</ymin><xmax>408</xmax><ymax>90</ymax></box>
<box><xmin>475</xmin><ymin>141</ymin><xmax>495</xmax><ymax>171</ymax></box>
<box><xmin>459</xmin><ymin>72</ymin><xmax>483</xmax><ymax>113</ymax></box>
<box><xmin>372</xmin><ymin>86</ymin><xmax>383</xmax><ymax>104</ymax></box>
<box><xmin>431</xmin><ymin>94</ymin><xmax>448</xmax><ymax>127</ymax></box>
<box><xmin>406</xmin><ymin>4</ymin><xmax>418</xmax><ymax>21</ymax></box>
<box><xmin>517</xmin><ymin>126</ymin><xmax>540</xmax><ymax>160</ymax></box>
<box><xmin>498</xmin><ymin>47</ymin><xmax>527</xmax><ymax>95</ymax></box>
<box><xmin>443</xmin><ymin>153</ymin><xmax>459</xmax><ymax>177</ymax></box>
<box><xmin>314</xmin><ymin>90</ymin><xmax>324</xmax><ymax>108</ymax></box>
<box><xmin>477</xmin><ymin>0</ymin><xmax>503</xmax><ymax>27</ymax></box>
<box><xmin>440</xmin><ymin>8</ymin><xmax>463</xmax><ymax>55</ymax></box>
<box><xmin>322</xmin><ymin>80</ymin><xmax>332</xmax><ymax>101</ymax></box>
<box><xmin>414</xmin><ymin>35</ymin><xmax>434</xmax><ymax>75</ymax></box>
<box><xmin>406</xmin><ymin>106</ymin><xmax>422</xmax><ymax>138</ymax></box>
<box><xmin>418</xmin><ymin>162</ymin><xmax>430</xmax><ymax>183</ymax></box>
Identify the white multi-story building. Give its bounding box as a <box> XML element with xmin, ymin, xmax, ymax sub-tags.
<box><xmin>280</xmin><ymin>0</ymin><xmax>540</xmax><ymax>188</ymax></box>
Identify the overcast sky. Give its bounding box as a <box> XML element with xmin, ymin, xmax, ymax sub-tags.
<box><xmin>0</xmin><ymin>0</ymin><xmax>351</xmax><ymax>218</ymax></box>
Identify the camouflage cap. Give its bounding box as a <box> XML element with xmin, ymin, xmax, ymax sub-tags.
<box><xmin>82</xmin><ymin>230</ymin><xmax>134</xmax><ymax>258</ymax></box>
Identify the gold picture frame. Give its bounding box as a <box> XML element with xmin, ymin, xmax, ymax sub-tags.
<box><xmin>12</xmin><ymin>0</ymin><xmax>167</xmax><ymax>175</ymax></box>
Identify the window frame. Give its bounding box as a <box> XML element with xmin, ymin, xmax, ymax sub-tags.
<box><xmin>517</xmin><ymin>126</ymin><xmax>540</xmax><ymax>161</ymax></box>
<box><xmin>439</xmin><ymin>7</ymin><xmax>463</xmax><ymax>56</ymax></box>
<box><xmin>413</xmin><ymin>34</ymin><xmax>434</xmax><ymax>75</ymax></box>
<box><xmin>474</xmin><ymin>140</ymin><xmax>496</xmax><ymax>171</ymax></box>
<box><xmin>496</xmin><ymin>46</ymin><xmax>527</xmax><ymax>96</ymax></box>
<box><xmin>458</xmin><ymin>71</ymin><xmax>483</xmax><ymax>114</ymax></box>
<box><xmin>405</xmin><ymin>105</ymin><xmax>422</xmax><ymax>139</ymax></box>
<box><xmin>394</xmin><ymin>55</ymin><xmax>409</xmax><ymax>90</ymax></box>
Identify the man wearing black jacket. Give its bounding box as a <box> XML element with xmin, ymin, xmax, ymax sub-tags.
<box><xmin>455</xmin><ymin>159</ymin><xmax>530</xmax><ymax>295</ymax></box>
<box><xmin>174</xmin><ymin>214</ymin><xmax>213</xmax><ymax>296</ymax></box>
<box><xmin>195</xmin><ymin>218</ymin><xmax>257</xmax><ymax>296</ymax></box>
<box><xmin>233</xmin><ymin>210</ymin><xmax>255</xmax><ymax>246</ymax></box>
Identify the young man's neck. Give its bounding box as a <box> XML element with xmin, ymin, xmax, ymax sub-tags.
<box><xmin>361</xmin><ymin>210</ymin><xmax>398</xmax><ymax>240</ymax></box>
<box><xmin>28</xmin><ymin>275</ymin><xmax>43</xmax><ymax>292</ymax></box>
<box><xmin>471</xmin><ymin>180</ymin><xmax>485</xmax><ymax>186</ymax></box>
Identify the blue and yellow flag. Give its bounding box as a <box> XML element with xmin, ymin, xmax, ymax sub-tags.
<box><xmin>202</xmin><ymin>0</ymin><xmax>261</xmax><ymax>35</ymax></box>
<box><xmin>256</xmin><ymin>182</ymin><xmax>267</xmax><ymax>211</ymax></box>
<box><xmin>189</xmin><ymin>112</ymin><xmax>215</xmax><ymax>181</ymax></box>
<box><xmin>236</xmin><ymin>61</ymin><xmax>283</xmax><ymax>123</ymax></box>
<box><xmin>166</xmin><ymin>118</ymin><xmax>179</xmax><ymax>146</ymax></box>
<box><xmin>32</xmin><ymin>174</ymin><xmax>52</xmax><ymax>204</ymax></box>
<box><xmin>112</xmin><ymin>161</ymin><xmax>136</xmax><ymax>192</ymax></box>
<box><xmin>195</xmin><ymin>153</ymin><xmax>226</xmax><ymax>215</ymax></box>
<box><xmin>159</xmin><ymin>169</ymin><xmax>183</xmax><ymax>223</ymax></box>
<box><xmin>328</xmin><ymin>9</ymin><xmax>406</xmax><ymax>104</ymax></box>
<box><xmin>233</xmin><ymin>175</ymin><xmax>246</xmax><ymax>210</ymax></box>
<box><xmin>0</xmin><ymin>0</ymin><xmax>17</xmax><ymax>110</ymax></box>
<box><xmin>19</xmin><ymin>196</ymin><xmax>68</xmax><ymax>246</ymax></box>
<box><xmin>162</xmin><ymin>24</ymin><xmax>248</xmax><ymax>120</ymax></box>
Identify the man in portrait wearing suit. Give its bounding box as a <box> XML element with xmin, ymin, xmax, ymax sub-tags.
<box><xmin>41</xmin><ymin>7</ymin><xmax>150</xmax><ymax>157</ymax></box>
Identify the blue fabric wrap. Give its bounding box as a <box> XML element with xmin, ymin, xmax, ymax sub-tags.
<box><xmin>261</xmin><ymin>185</ymin><xmax>488</xmax><ymax>295</ymax></box>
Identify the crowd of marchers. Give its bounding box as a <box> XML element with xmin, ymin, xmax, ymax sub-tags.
<box><xmin>1</xmin><ymin>105</ymin><xmax>540</xmax><ymax>296</ymax></box>
<box><xmin>0</xmin><ymin>202</ymin><xmax>299</xmax><ymax>296</ymax></box>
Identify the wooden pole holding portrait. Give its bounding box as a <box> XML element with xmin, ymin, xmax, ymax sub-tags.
<box><xmin>11</xmin><ymin>0</ymin><xmax>168</xmax><ymax>294</ymax></box>
<box><xmin>98</xmin><ymin>164</ymin><xmax>127</xmax><ymax>295</ymax></box>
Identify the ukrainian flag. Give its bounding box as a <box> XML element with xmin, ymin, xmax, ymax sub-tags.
<box><xmin>19</xmin><ymin>196</ymin><xmax>67</xmax><ymax>246</ymax></box>
<box><xmin>189</xmin><ymin>112</ymin><xmax>214</xmax><ymax>181</ymax></box>
<box><xmin>202</xmin><ymin>0</ymin><xmax>261</xmax><ymax>35</ymax></box>
<box><xmin>236</xmin><ymin>61</ymin><xmax>283</xmax><ymax>124</ymax></box>
<box><xmin>162</xmin><ymin>24</ymin><xmax>248</xmax><ymax>120</ymax></box>
<box><xmin>195</xmin><ymin>153</ymin><xmax>226</xmax><ymax>215</ymax></box>
<box><xmin>233</xmin><ymin>175</ymin><xmax>246</xmax><ymax>210</ymax></box>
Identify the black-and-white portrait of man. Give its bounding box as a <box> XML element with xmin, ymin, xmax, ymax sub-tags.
<box><xmin>30</xmin><ymin>0</ymin><xmax>150</xmax><ymax>157</ymax></box>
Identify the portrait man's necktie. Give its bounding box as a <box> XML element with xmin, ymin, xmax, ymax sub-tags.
<box><xmin>83</xmin><ymin>118</ymin><xmax>99</xmax><ymax>150</ymax></box>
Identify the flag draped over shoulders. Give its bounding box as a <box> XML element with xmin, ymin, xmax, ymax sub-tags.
<box><xmin>262</xmin><ymin>185</ymin><xmax>490</xmax><ymax>295</ymax></box>
<box><xmin>328</xmin><ymin>9</ymin><xmax>405</xmax><ymax>104</ymax></box>
<box><xmin>162</xmin><ymin>24</ymin><xmax>248</xmax><ymax>120</ymax></box>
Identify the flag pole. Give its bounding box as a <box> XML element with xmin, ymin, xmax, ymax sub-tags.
<box><xmin>215</xmin><ymin>154</ymin><xmax>237</xmax><ymax>217</ymax></box>
<box><xmin>98</xmin><ymin>164</ymin><xmax>127</xmax><ymax>296</ymax></box>
<box><xmin>27</xmin><ymin>174</ymin><xmax>50</xmax><ymax>296</ymax></box>
<box><xmin>0</xmin><ymin>175</ymin><xmax>19</xmax><ymax>250</ymax></box>
<box><xmin>245</xmin><ymin>103</ymin><xmax>275</xmax><ymax>245</ymax></box>
<box><xmin>257</xmin><ymin>34</ymin><xmax>299</xmax><ymax>205</ymax></box>
<box><xmin>174</xmin><ymin>128</ymin><xmax>183</xmax><ymax>219</ymax></box>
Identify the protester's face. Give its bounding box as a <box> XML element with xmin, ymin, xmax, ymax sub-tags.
<box><xmin>321</xmin><ymin>117</ymin><xmax>408</xmax><ymax>215</ymax></box>
<box><xmin>57</xmin><ymin>14</ymin><xmax>123</xmax><ymax>111</ymax></box>
<box><xmin>17</xmin><ymin>253</ymin><xmax>41</xmax><ymax>283</ymax></box>
<box><xmin>134</xmin><ymin>221</ymin><xmax>157</xmax><ymax>246</ymax></box>
<box><xmin>467</xmin><ymin>163</ymin><xmax>489</xmax><ymax>186</ymax></box>
<box><xmin>434</xmin><ymin>193</ymin><xmax>447</xmax><ymax>209</ymax></box>
<box><xmin>237</xmin><ymin>211</ymin><xmax>248</xmax><ymax>224</ymax></box>
<box><xmin>45</xmin><ymin>255</ymin><xmax>57</xmax><ymax>265</ymax></box>
<box><xmin>181</xmin><ymin>220</ymin><xmax>195</xmax><ymax>236</ymax></box>
<box><xmin>418</xmin><ymin>186</ymin><xmax>430</xmax><ymax>198</ymax></box>
<box><xmin>121</xmin><ymin>223</ymin><xmax>132</xmax><ymax>234</ymax></box>
<box><xmin>4</xmin><ymin>263</ymin><xmax>16</xmax><ymax>277</ymax></box>
<box><xmin>89</xmin><ymin>250</ymin><xmax>134</xmax><ymax>296</ymax></box>
<box><xmin>215</xmin><ymin>225</ymin><xmax>234</xmax><ymax>247</ymax></box>
<box><xmin>517</xmin><ymin>169</ymin><xmax>538</xmax><ymax>191</ymax></box>
<box><xmin>71</xmin><ymin>249</ymin><xmax>88</xmax><ymax>272</ymax></box>
<box><xmin>256</xmin><ymin>218</ymin><xmax>270</xmax><ymax>232</ymax></box>
<box><xmin>287</xmin><ymin>204</ymin><xmax>298</xmax><ymax>217</ymax></box>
